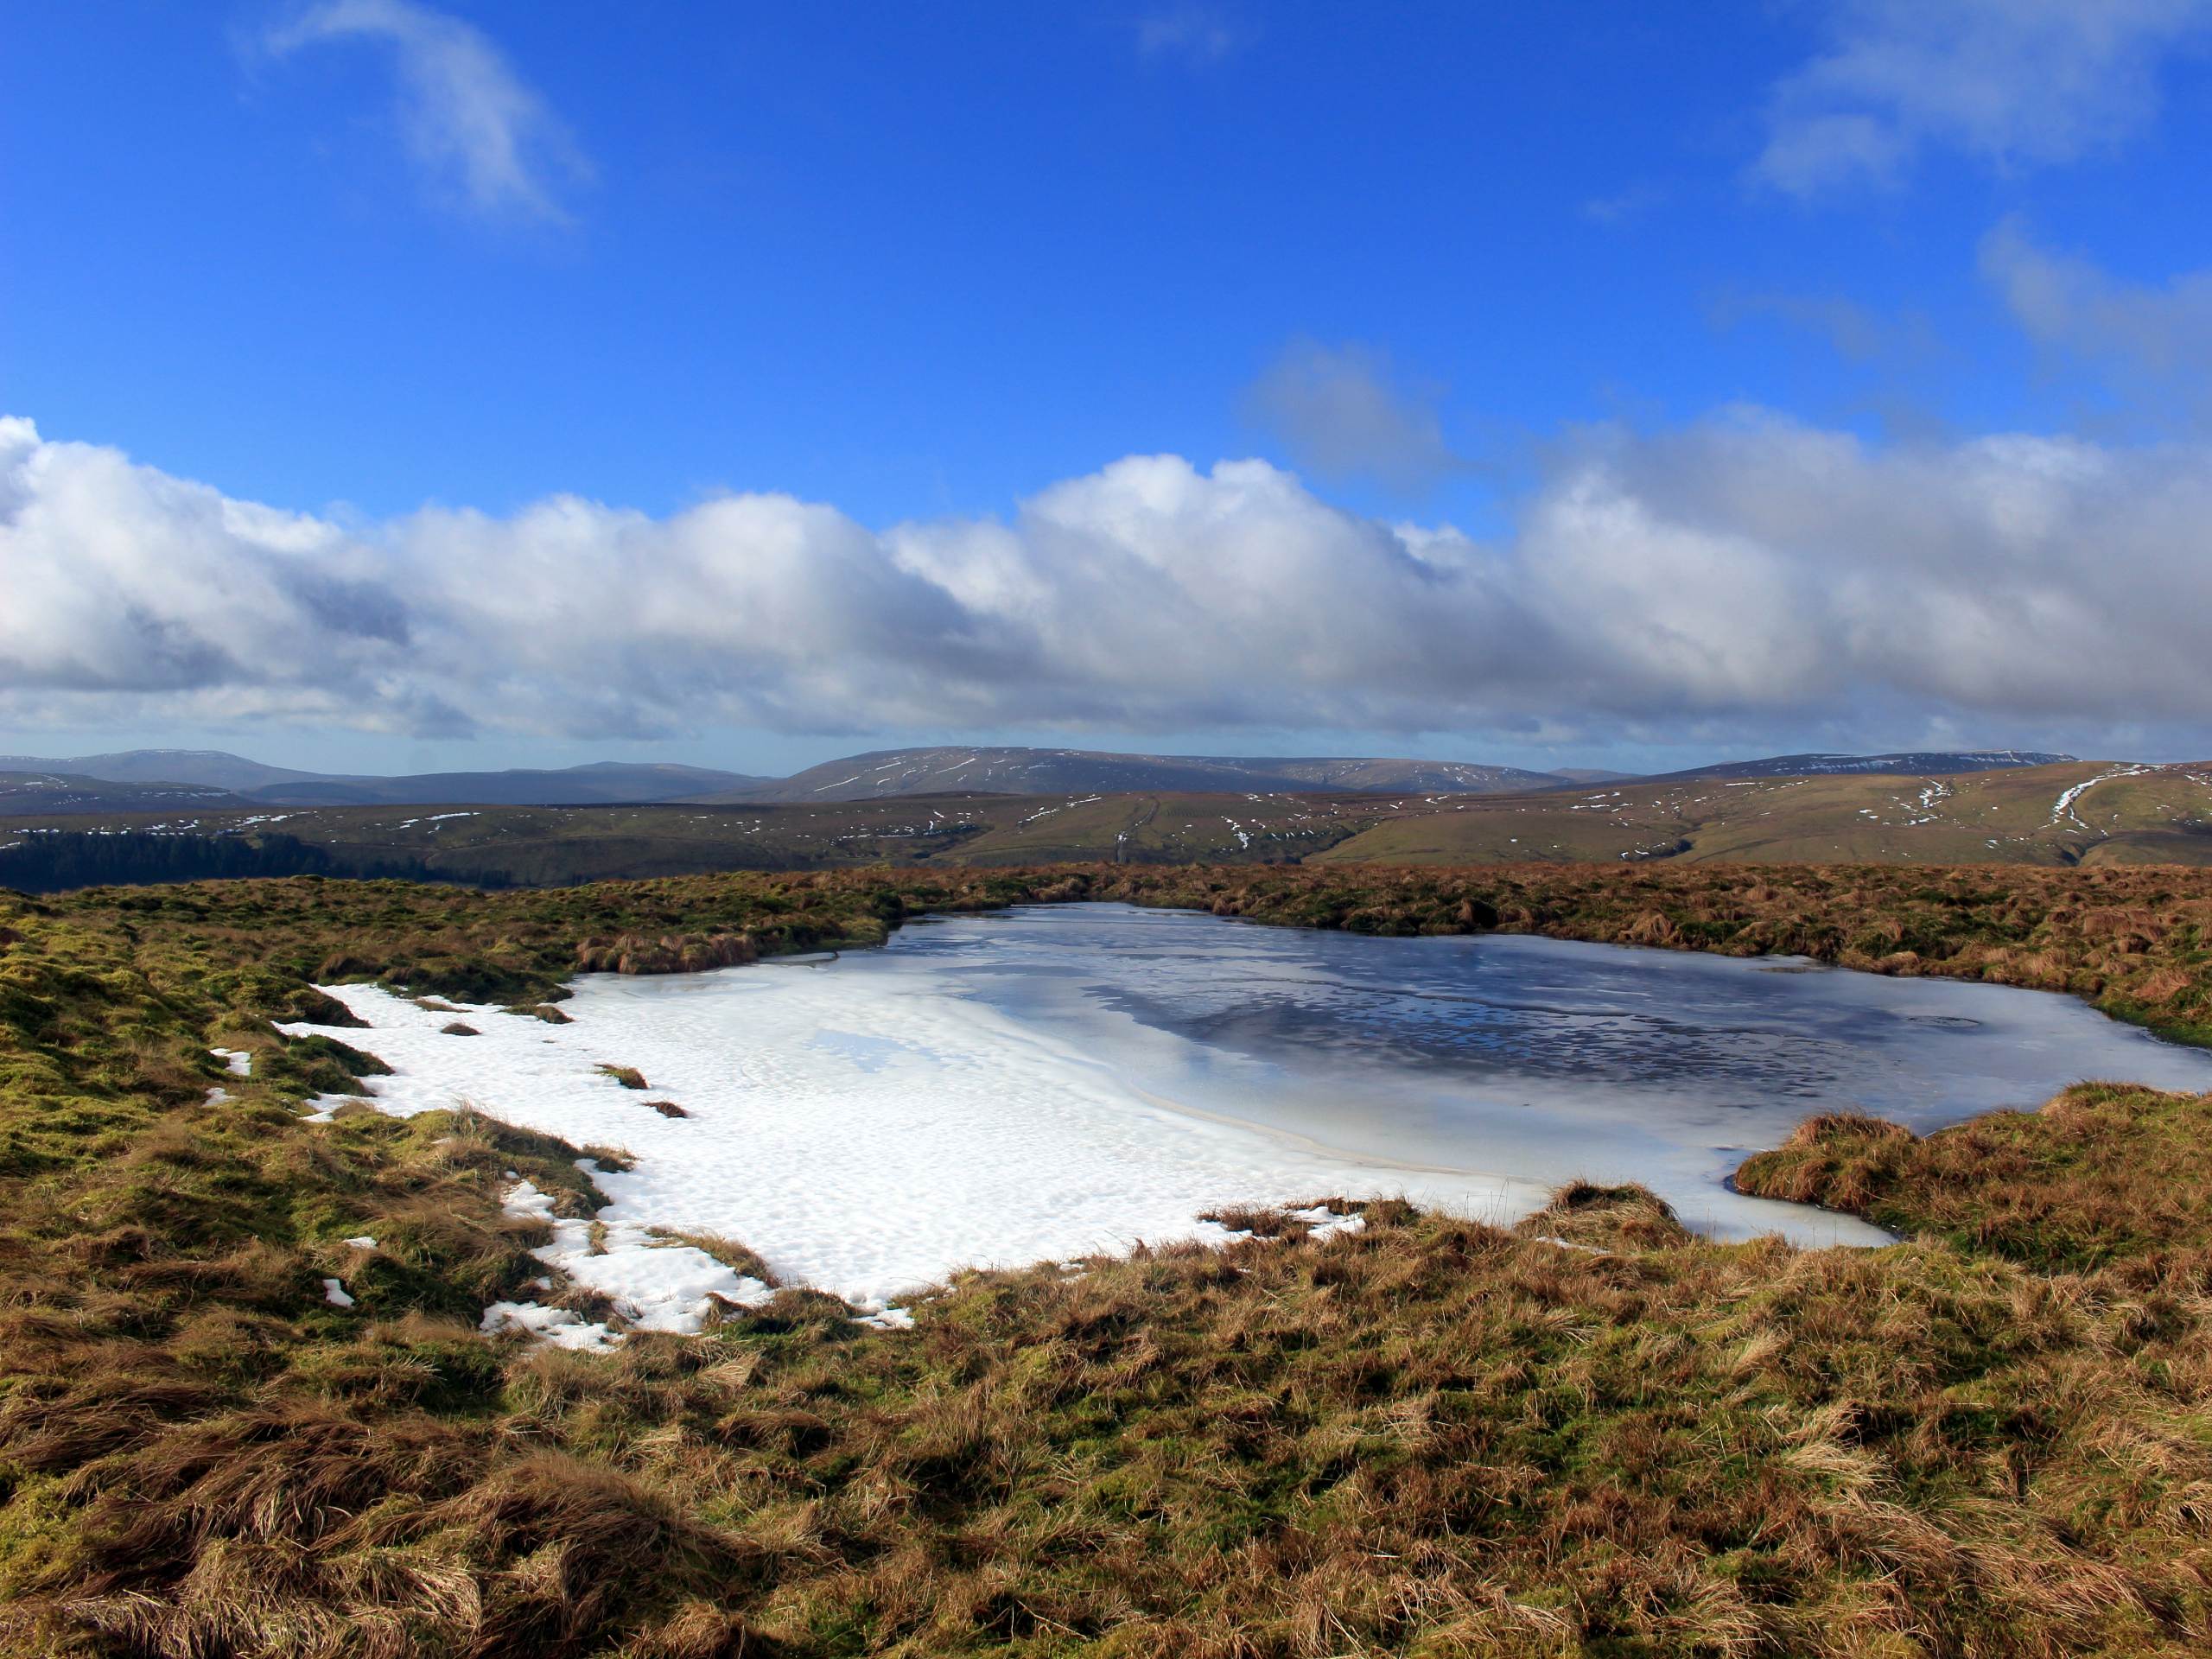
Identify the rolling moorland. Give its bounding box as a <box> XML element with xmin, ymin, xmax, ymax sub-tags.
<box><xmin>0</xmin><ymin>753</ymin><xmax>768</xmax><ymax>808</ymax></box>
<box><xmin>4</xmin><ymin>758</ymin><xmax>2209</xmax><ymax>892</ymax></box>
<box><xmin>727</xmin><ymin>747</ymin><xmax>1570</xmax><ymax>802</ymax></box>
<box><xmin>0</xmin><ymin>744</ymin><xmax>2071</xmax><ymax>813</ymax></box>
<box><xmin>3</xmin><ymin>861</ymin><xmax>2212</xmax><ymax>1652</ymax></box>
<box><xmin>0</xmin><ymin>746</ymin><xmax>1578</xmax><ymax>811</ymax></box>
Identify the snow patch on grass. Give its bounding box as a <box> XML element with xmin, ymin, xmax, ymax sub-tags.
<box><xmin>278</xmin><ymin>964</ymin><xmax>1551</xmax><ymax>1312</ymax></box>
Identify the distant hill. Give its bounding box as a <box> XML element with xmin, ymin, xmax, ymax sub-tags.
<box><xmin>0</xmin><ymin>750</ymin><xmax>766</xmax><ymax>807</ymax></box>
<box><xmin>0</xmin><ymin>771</ymin><xmax>253</xmax><ymax>815</ymax></box>
<box><xmin>0</xmin><ymin>744</ymin><xmax>2113</xmax><ymax>840</ymax></box>
<box><xmin>706</xmin><ymin>747</ymin><xmax>1562</xmax><ymax>803</ymax></box>
<box><xmin>8</xmin><ymin>760</ymin><xmax>2208</xmax><ymax>884</ymax></box>
<box><xmin>1306</xmin><ymin>760</ymin><xmax>2212</xmax><ymax>869</ymax></box>
<box><xmin>1648</xmin><ymin>750</ymin><xmax>2075</xmax><ymax>783</ymax></box>
<box><xmin>0</xmin><ymin>749</ymin><xmax>324</xmax><ymax>793</ymax></box>
<box><xmin>249</xmin><ymin>761</ymin><xmax>766</xmax><ymax>807</ymax></box>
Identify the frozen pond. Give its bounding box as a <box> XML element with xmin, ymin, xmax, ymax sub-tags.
<box><xmin>294</xmin><ymin>903</ymin><xmax>2212</xmax><ymax>1310</ymax></box>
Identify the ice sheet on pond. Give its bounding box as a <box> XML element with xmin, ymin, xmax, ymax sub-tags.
<box><xmin>282</xmin><ymin>903</ymin><xmax>2212</xmax><ymax>1309</ymax></box>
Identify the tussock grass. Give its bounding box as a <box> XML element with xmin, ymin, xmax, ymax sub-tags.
<box><xmin>655</xmin><ymin>1229</ymin><xmax>777</xmax><ymax>1286</ymax></box>
<box><xmin>5</xmin><ymin>867</ymin><xmax>2212</xmax><ymax>1654</ymax></box>
<box><xmin>1198</xmin><ymin>1198</ymin><xmax>1359</xmax><ymax>1239</ymax></box>
<box><xmin>1736</xmin><ymin>1079</ymin><xmax>2212</xmax><ymax>1274</ymax></box>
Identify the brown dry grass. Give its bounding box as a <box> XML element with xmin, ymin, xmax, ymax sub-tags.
<box><xmin>1737</xmin><ymin>1079</ymin><xmax>2212</xmax><ymax>1274</ymax></box>
<box><xmin>5</xmin><ymin>866</ymin><xmax>2212</xmax><ymax>1655</ymax></box>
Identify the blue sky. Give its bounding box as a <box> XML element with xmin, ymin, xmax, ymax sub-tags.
<box><xmin>5</xmin><ymin>3</ymin><xmax>2211</xmax><ymax>777</ymax></box>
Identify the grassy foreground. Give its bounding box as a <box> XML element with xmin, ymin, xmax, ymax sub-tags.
<box><xmin>3</xmin><ymin>863</ymin><xmax>2212</xmax><ymax>1655</ymax></box>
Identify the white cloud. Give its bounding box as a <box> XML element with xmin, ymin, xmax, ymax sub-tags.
<box><xmin>1755</xmin><ymin>0</ymin><xmax>2212</xmax><ymax>194</ymax></box>
<box><xmin>3</xmin><ymin>410</ymin><xmax>2209</xmax><ymax>751</ymax></box>
<box><xmin>1243</xmin><ymin>340</ymin><xmax>1465</xmax><ymax>492</ymax></box>
<box><xmin>1580</xmin><ymin>185</ymin><xmax>1667</xmax><ymax>226</ymax></box>
<box><xmin>264</xmin><ymin>0</ymin><xmax>587</xmax><ymax>221</ymax></box>
<box><xmin>1135</xmin><ymin>7</ymin><xmax>1243</xmax><ymax>64</ymax></box>
<box><xmin>1981</xmin><ymin>216</ymin><xmax>2212</xmax><ymax>410</ymax></box>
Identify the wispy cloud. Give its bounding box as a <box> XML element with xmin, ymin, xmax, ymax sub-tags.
<box><xmin>1711</xmin><ymin>289</ymin><xmax>1947</xmax><ymax>368</ymax></box>
<box><xmin>1135</xmin><ymin>6</ymin><xmax>1243</xmax><ymax>65</ymax></box>
<box><xmin>7</xmin><ymin>410</ymin><xmax>2211</xmax><ymax>753</ymax></box>
<box><xmin>263</xmin><ymin>0</ymin><xmax>588</xmax><ymax>222</ymax></box>
<box><xmin>1580</xmin><ymin>185</ymin><xmax>1667</xmax><ymax>227</ymax></box>
<box><xmin>1981</xmin><ymin>216</ymin><xmax>2212</xmax><ymax>422</ymax></box>
<box><xmin>1242</xmin><ymin>339</ymin><xmax>1465</xmax><ymax>493</ymax></box>
<box><xmin>1753</xmin><ymin>0</ymin><xmax>2212</xmax><ymax>195</ymax></box>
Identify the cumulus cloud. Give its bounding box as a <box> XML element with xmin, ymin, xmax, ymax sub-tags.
<box><xmin>264</xmin><ymin>0</ymin><xmax>588</xmax><ymax>221</ymax></box>
<box><xmin>3</xmin><ymin>411</ymin><xmax>2209</xmax><ymax>751</ymax></box>
<box><xmin>1243</xmin><ymin>340</ymin><xmax>1465</xmax><ymax>493</ymax></box>
<box><xmin>1755</xmin><ymin>0</ymin><xmax>2212</xmax><ymax>194</ymax></box>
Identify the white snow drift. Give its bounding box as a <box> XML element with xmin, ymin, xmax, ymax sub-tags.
<box><xmin>283</xmin><ymin>963</ymin><xmax>1540</xmax><ymax>1324</ymax></box>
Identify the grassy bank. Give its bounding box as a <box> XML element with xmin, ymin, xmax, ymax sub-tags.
<box><xmin>3</xmin><ymin>864</ymin><xmax>2212</xmax><ymax>1654</ymax></box>
<box><xmin>27</xmin><ymin>858</ymin><xmax>2212</xmax><ymax>1044</ymax></box>
<box><xmin>1735</xmin><ymin>1079</ymin><xmax>2212</xmax><ymax>1274</ymax></box>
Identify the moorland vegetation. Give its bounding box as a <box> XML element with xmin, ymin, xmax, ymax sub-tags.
<box><xmin>6</xmin><ymin>757</ymin><xmax>2208</xmax><ymax>893</ymax></box>
<box><xmin>2</xmin><ymin>861</ymin><xmax>2210</xmax><ymax>1654</ymax></box>
<box><xmin>0</xmin><ymin>831</ymin><xmax>515</xmax><ymax>894</ymax></box>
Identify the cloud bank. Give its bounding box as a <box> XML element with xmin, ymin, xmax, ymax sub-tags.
<box><xmin>264</xmin><ymin>0</ymin><xmax>587</xmax><ymax>221</ymax></box>
<box><xmin>1757</xmin><ymin>0</ymin><xmax>2212</xmax><ymax>194</ymax></box>
<box><xmin>3</xmin><ymin>412</ymin><xmax>2209</xmax><ymax>752</ymax></box>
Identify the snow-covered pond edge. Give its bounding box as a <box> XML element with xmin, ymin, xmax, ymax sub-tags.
<box><xmin>277</xmin><ymin>887</ymin><xmax>2210</xmax><ymax>1346</ymax></box>
<box><xmin>270</xmin><ymin>978</ymin><xmax>1414</xmax><ymax>1351</ymax></box>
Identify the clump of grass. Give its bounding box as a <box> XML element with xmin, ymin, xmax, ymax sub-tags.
<box><xmin>596</xmin><ymin>1063</ymin><xmax>647</xmax><ymax>1090</ymax></box>
<box><xmin>519</xmin><ymin>1001</ymin><xmax>572</xmax><ymax>1024</ymax></box>
<box><xmin>1513</xmin><ymin>1179</ymin><xmax>1694</xmax><ymax>1252</ymax></box>
<box><xmin>1735</xmin><ymin>1080</ymin><xmax>2212</xmax><ymax>1273</ymax></box>
<box><xmin>282</xmin><ymin>986</ymin><xmax>368</xmax><ymax>1027</ymax></box>
<box><xmin>656</xmin><ymin>1229</ymin><xmax>777</xmax><ymax>1285</ymax></box>
<box><xmin>575</xmin><ymin>931</ymin><xmax>760</xmax><ymax>975</ymax></box>
<box><xmin>1198</xmin><ymin>1200</ymin><xmax>1358</xmax><ymax>1238</ymax></box>
<box><xmin>1198</xmin><ymin>1202</ymin><xmax>1302</xmax><ymax>1236</ymax></box>
<box><xmin>439</xmin><ymin>1020</ymin><xmax>480</xmax><ymax>1036</ymax></box>
<box><xmin>644</xmin><ymin>1099</ymin><xmax>688</xmax><ymax>1118</ymax></box>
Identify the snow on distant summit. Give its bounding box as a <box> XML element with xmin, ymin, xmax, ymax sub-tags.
<box><xmin>1650</xmin><ymin>751</ymin><xmax>2076</xmax><ymax>783</ymax></box>
<box><xmin>703</xmin><ymin>747</ymin><xmax>1563</xmax><ymax>803</ymax></box>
